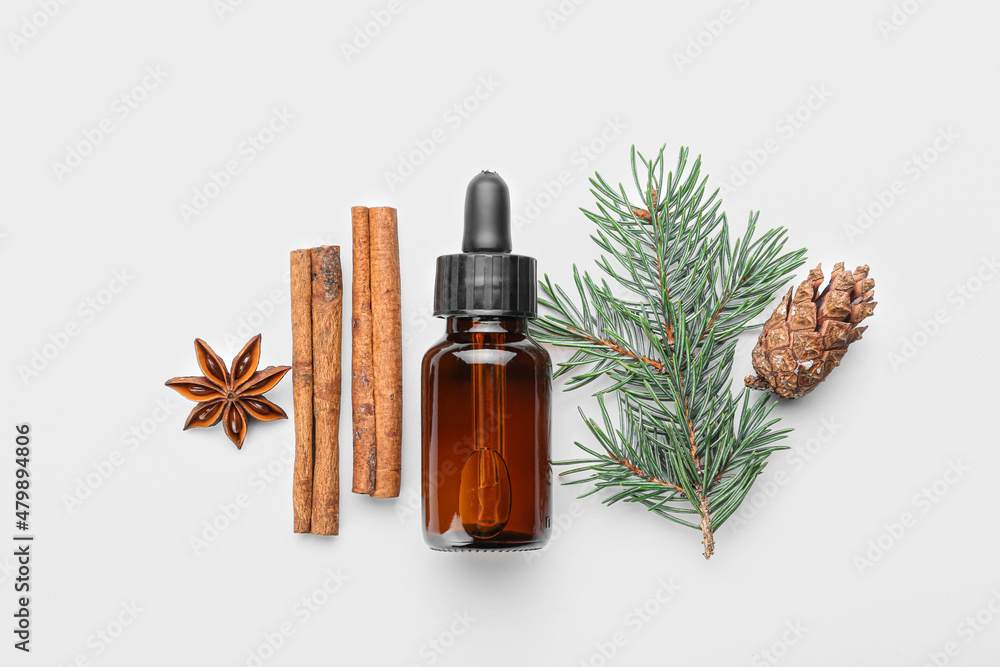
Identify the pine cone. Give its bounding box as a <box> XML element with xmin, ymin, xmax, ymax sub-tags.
<box><xmin>745</xmin><ymin>263</ymin><xmax>876</xmax><ymax>399</ymax></box>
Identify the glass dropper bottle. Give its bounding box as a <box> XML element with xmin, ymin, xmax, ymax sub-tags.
<box><xmin>421</xmin><ymin>171</ymin><xmax>552</xmax><ymax>551</ymax></box>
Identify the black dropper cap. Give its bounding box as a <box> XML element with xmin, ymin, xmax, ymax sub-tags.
<box><xmin>433</xmin><ymin>171</ymin><xmax>537</xmax><ymax>319</ymax></box>
<box><xmin>462</xmin><ymin>171</ymin><xmax>511</xmax><ymax>253</ymax></box>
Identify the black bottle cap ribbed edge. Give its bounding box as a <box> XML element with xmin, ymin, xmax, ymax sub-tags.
<box><xmin>433</xmin><ymin>171</ymin><xmax>537</xmax><ymax>319</ymax></box>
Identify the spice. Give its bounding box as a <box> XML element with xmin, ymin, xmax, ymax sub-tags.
<box><xmin>351</xmin><ymin>206</ymin><xmax>377</xmax><ymax>494</ymax></box>
<box><xmin>369</xmin><ymin>207</ymin><xmax>402</xmax><ymax>498</ymax></box>
<box><xmin>289</xmin><ymin>249</ymin><xmax>315</xmax><ymax>533</ymax></box>
<box><xmin>165</xmin><ymin>335</ymin><xmax>290</xmax><ymax>449</ymax></box>
<box><xmin>309</xmin><ymin>246</ymin><xmax>343</xmax><ymax>535</ymax></box>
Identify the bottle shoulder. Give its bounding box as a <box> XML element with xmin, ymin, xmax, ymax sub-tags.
<box><xmin>422</xmin><ymin>331</ymin><xmax>551</xmax><ymax>367</ymax></box>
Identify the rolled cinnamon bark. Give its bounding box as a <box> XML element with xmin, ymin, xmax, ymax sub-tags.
<box><xmin>310</xmin><ymin>246</ymin><xmax>343</xmax><ymax>534</ymax></box>
<box><xmin>351</xmin><ymin>206</ymin><xmax>377</xmax><ymax>494</ymax></box>
<box><xmin>289</xmin><ymin>249</ymin><xmax>315</xmax><ymax>533</ymax></box>
<box><xmin>369</xmin><ymin>207</ymin><xmax>402</xmax><ymax>498</ymax></box>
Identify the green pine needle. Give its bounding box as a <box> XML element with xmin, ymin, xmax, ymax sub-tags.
<box><xmin>532</xmin><ymin>145</ymin><xmax>807</xmax><ymax>559</ymax></box>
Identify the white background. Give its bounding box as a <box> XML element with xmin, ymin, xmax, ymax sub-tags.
<box><xmin>2</xmin><ymin>1</ymin><xmax>999</xmax><ymax>665</ymax></box>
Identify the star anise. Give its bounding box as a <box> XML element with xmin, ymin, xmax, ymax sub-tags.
<box><xmin>165</xmin><ymin>334</ymin><xmax>291</xmax><ymax>449</ymax></box>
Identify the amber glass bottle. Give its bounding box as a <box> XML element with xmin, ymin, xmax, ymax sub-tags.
<box><xmin>421</xmin><ymin>172</ymin><xmax>552</xmax><ymax>551</ymax></box>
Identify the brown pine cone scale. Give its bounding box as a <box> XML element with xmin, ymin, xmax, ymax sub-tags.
<box><xmin>745</xmin><ymin>262</ymin><xmax>876</xmax><ymax>399</ymax></box>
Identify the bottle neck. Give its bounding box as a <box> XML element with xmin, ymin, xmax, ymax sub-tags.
<box><xmin>446</xmin><ymin>316</ymin><xmax>529</xmax><ymax>334</ymax></box>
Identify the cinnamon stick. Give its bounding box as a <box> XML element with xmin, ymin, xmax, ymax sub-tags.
<box><xmin>351</xmin><ymin>206</ymin><xmax>377</xmax><ymax>494</ymax></box>
<box><xmin>369</xmin><ymin>207</ymin><xmax>402</xmax><ymax>498</ymax></box>
<box><xmin>289</xmin><ymin>249</ymin><xmax>315</xmax><ymax>533</ymax></box>
<box><xmin>309</xmin><ymin>246</ymin><xmax>343</xmax><ymax>534</ymax></box>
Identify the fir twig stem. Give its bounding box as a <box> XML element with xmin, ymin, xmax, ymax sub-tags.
<box><xmin>609</xmin><ymin>452</ymin><xmax>684</xmax><ymax>494</ymax></box>
<box><xmin>698</xmin><ymin>491</ymin><xmax>715</xmax><ymax>559</ymax></box>
<box><xmin>569</xmin><ymin>327</ymin><xmax>665</xmax><ymax>371</ymax></box>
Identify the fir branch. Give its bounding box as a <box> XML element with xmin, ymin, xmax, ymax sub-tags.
<box><xmin>533</xmin><ymin>145</ymin><xmax>806</xmax><ymax>558</ymax></box>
